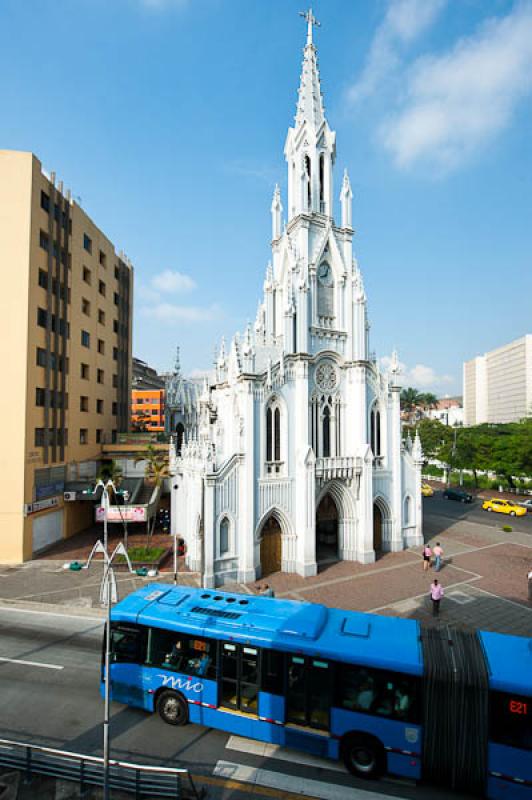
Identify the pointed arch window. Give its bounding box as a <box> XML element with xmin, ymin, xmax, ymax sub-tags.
<box><xmin>265</xmin><ymin>399</ymin><xmax>283</xmax><ymax>474</ymax></box>
<box><xmin>404</xmin><ymin>496</ymin><xmax>412</xmax><ymax>526</ymax></box>
<box><xmin>370</xmin><ymin>406</ymin><xmax>382</xmax><ymax>462</ymax></box>
<box><xmin>323</xmin><ymin>405</ymin><xmax>331</xmax><ymax>457</ymax></box>
<box><xmin>176</xmin><ymin>422</ymin><xmax>185</xmax><ymax>455</ymax></box>
<box><xmin>219</xmin><ymin>517</ymin><xmax>230</xmax><ymax>556</ymax></box>
<box><xmin>319</xmin><ymin>153</ymin><xmax>325</xmax><ymax>212</ymax></box>
<box><xmin>304</xmin><ymin>155</ymin><xmax>311</xmax><ymax>211</ymax></box>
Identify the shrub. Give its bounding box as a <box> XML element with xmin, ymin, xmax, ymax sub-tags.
<box><xmin>502</xmin><ymin>525</ymin><xmax>512</xmax><ymax>533</ymax></box>
<box><xmin>116</xmin><ymin>546</ymin><xmax>165</xmax><ymax>564</ymax></box>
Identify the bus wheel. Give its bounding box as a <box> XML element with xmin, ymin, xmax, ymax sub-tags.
<box><xmin>157</xmin><ymin>691</ymin><xmax>189</xmax><ymax>726</ymax></box>
<box><xmin>340</xmin><ymin>734</ymin><xmax>384</xmax><ymax>779</ymax></box>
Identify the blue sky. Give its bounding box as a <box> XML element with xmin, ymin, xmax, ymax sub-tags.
<box><xmin>2</xmin><ymin>0</ymin><xmax>531</xmax><ymax>394</ymax></box>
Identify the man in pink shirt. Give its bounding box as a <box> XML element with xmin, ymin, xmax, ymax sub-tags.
<box><xmin>430</xmin><ymin>579</ymin><xmax>444</xmax><ymax>617</ymax></box>
<box><xmin>433</xmin><ymin>542</ymin><xmax>444</xmax><ymax>572</ymax></box>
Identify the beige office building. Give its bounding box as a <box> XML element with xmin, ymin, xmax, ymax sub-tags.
<box><xmin>0</xmin><ymin>151</ymin><xmax>133</xmax><ymax>562</ymax></box>
<box><xmin>463</xmin><ymin>335</ymin><xmax>532</xmax><ymax>426</ymax></box>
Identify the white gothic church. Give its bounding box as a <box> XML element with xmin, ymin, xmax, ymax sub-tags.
<box><xmin>169</xmin><ymin>13</ymin><xmax>424</xmax><ymax>588</ymax></box>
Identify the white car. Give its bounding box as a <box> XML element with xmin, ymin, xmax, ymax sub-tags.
<box><xmin>517</xmin><ymin>498</ymin><xmax>532</xmax><ymax>512</ymax></box>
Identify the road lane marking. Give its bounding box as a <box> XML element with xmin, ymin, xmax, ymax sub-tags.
<box><xmin>0</xmin><ymin>656</ymin><xmax>63</xmax><ymax>670</ymax></box>
<box><xmin>213</xmin><ymin>760</ymin><xmax>404</xmax><ymax>800</ymax></box>
<box><xmin>226</xmin><ymin>735</ymin><xmax>346</xmax><ymax>773</ymax></box>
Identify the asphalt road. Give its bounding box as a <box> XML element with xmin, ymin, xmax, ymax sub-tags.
<box><xmin>423</xmin><ymin>490</ymin><xmax>532</xmax><ymax>536</ymax></box>
<box><xmin>0</xmin><ymin>607</ymin><xmax>469</xmax><ymax>800</ymax></box>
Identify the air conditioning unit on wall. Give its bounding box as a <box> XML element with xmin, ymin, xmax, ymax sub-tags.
<box><xmin>64</xmin><ymin>491</ymin><xmax>77</xmax><ymax>502</ymax></box>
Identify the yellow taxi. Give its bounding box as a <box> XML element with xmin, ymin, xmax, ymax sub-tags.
<box><xmin>481</xmin><ymin>498</ymin><xmax>526</xmax><ymax>517</ymax></box>
<box><xmin>421</xmin><ymin>483</ymin><xmax>434</xmax><ymax>497</ymax></box>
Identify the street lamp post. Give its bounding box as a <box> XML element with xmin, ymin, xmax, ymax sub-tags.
<box><xmin>83</xmin><ymin>538</ymin><xmax>134</xmax><ymax>800</ymax></box>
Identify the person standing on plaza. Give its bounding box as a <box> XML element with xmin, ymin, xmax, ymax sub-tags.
<box><xmin>422</xmin><ymin>543</ymin><xmax>432</xmax><ymax>571</ymax></box>
<box><xmin>430</xmin><ymin>579</ymin><xmax>444</xmax><ymax>617</ymax></box>
<box><xmin>433</xmin><ymin>542</ymin><xmax>444</xmax><ymax>572</ymax></box>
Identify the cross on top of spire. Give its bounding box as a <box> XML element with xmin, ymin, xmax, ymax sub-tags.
<box><xmin>299</xmin><ymin>7</ymin><xmax>320</xmax><ymax>46</ymax></box>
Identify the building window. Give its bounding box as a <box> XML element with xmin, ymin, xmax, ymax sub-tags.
<box><xmin>322</xmin><ymin>406</ymin><xmax>331</xmax><ymax>457</ymax></box>
<box><xmin>114</xmin><ymin>266</ymin><xmax>119</xmax><ymax>280</ymax></box>
<box><xmin>97</xmin><ymin>368</ymin><xmax>104</xmax><ymax>384</ymax></box>
<box><xmin>35</xmin><ymin>388</ymin><xmax>46</xmax><ymax>407</ymax></box>
<box><xmin>83</xmin><ymin>266</ymin><xmax>91</xmax><ymax>284</ymax></box>
<box><xmin>79</xmin><ymin>428</ymin><xmax>88</xmax><ymax>444</ymax></box>
<box><xmin>112</xmin><ymin>401</ymin><xmax>117</xmax><ymax>416</ymax></box>
<box><xmin>81</xmin><ymin>330</ymin><xmax>90</xmax><ymax>348</ymax></box>
<box><xmin>113</xmin><ymin>346</ymin><xmax>118</xmax><ymax>361</ymax></box>
<box><xmin>96</xmin><ymin>429</ymin><xmax>103</xmax><ymax>443</ymax></box>
<box><xmin>98</xmin><ymin>339</ymin><xmax>105</xmax><ymax>354</ymax></box>
<box><xmin>35</xmin><ymin>428</ymin><xmax>45</xmax><ymax>447</ymax></box>
<box><xmin>36</xmin><ymin>347</ymin><xmax>47</xmax><ymax>367</ymax></box>
<box><xmin>113</xmin><ymin>292</ymin><xmax>119</xmax><ymax>306</ymax></box>
<box><xmin>83</xmin><ymin>234</ymin><xmax>92</xmax><ymax>254</ymax></box>
<box><xmin>219</xmin><ymin>517</ymin><xmax>230</xmax><ymax>555</ymax></box>
<box><xmin>39</xmin><ymin>230</ymin><xmax>49</xmax><ymax>251</ymax></box>
<box><xmin>113</xmin><ymin>319</ymin><xmax>118</xmax><ymax>334</ymax></box>
<box><xmin>98</xmin><ymin>280</ymin><xmax>106</xmax><ymax>297</ymax></box>
<box><xmin>99</xmin><ymin>250</ymin><xmax>106</xmax><ymax>267</ymax></box>
<box><xmin>111</xmin><ymin>430</ymin><xmax>117</xmax><ymax>443</ymax></box>
<box><xmin>370</xmin><ymin>407</ymin><xmax>381</xmax><ymax>459</ymax></box>
<box><xmin>81</xmin><ymin>363</ymin><xmax>89</xmax><ymax>380</ymax></box>
<box><xmin>112</xmin><ymin>374</ymin><xmax>118</xmax><ymax>388</ymax></box>
<box><xmin>98</xmin><ymin>309</ymin><xmax>105</xmax><ymax>325</ymax></box>
<box><xmin>82</xmin><ymin>297</ymin><xmax>90</xmax><ymax>316</ymax></box>
<box><xmin>37</xmin><ymin>307</ymin><xmax>48</xmax><ymax>328</ymax></box>
<box><xmin>40</xmin><ymin>191</ymin><xmax>50</xmax><ymax>212</ymax></box>
<box><xmin>80</xmin><ymin>396</ymin><xmax>89</xmax><ymax>412</ymax></box>
<box><xmin>38</xmin><ymin>269</ymin><xmax>48</xmax><ymax>289</ymax></box>
<box><xmin>265</xmin><ymin>400</ymin><xmax>282</xmax><ymax>471</ymax></box>
<box><xmin>96</xmin><ymin>399</ymin><xmax>104</xmax><ymax>414</ymax></box>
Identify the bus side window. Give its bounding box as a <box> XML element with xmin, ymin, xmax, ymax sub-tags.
<box><xmin>490</xmin><ymin>691</ymin><xmax>532</xmax><ymax>750</ymax></box>
<box><xmin>335</xmin><ymin>663</ymin><xmax>419</xmax><ymax>724</ymax></box>
<box><xmin>186</xmin><ymin>637</ymin><xmax>217</xmax><ymax>680</ymax></box>
<box><xmin>148</xmin><ymin>627</ymin><xmax>187</xmax><ymax>672</ymax></box>
<box><xmin>262</xmin><ymin>650</ymin><xmax>284</xmax><ymax>695</ymax></box>
<box><xmin>110</xmin><ymin>624</ymin><xmax>144</xmax><ymax>664</ymax></box>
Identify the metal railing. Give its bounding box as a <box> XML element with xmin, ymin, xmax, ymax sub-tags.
<box><xmin>0</xmin><ymin>738</ymin><xmax>205</xmax><ymax>799</ymax></box>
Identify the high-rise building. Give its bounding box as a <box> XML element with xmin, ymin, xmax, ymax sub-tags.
<box><xmin>131</xmin><ymin>389</ymin><xmax>165</xmax><ymax>432</ymax></box>
<box><xmin>463</xmin><ymin>335</ymin><xmax>532</xmax><ymax>425</ymax></box>
<box><xmin>0</xmin><ymin>150</ymin><xmax>133</xmax><ymax>562</ymax></box>
<box><xmin>132</xmin><ymin>356</ymin><xmax>165</xmax><ymax>390</ymax></box>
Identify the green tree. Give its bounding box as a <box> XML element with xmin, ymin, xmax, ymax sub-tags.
<box><xmin>135</xmin><ymin>445</ymin><xmax>170</xmax><ymax>545</ymax></box>
<box><xmin>420</xmin><ymin>392</ymin><xmax>438</xmax><ymax>411</ymax></box>
<box><xmin>400</xmin><ymin>387</ymin><xmax>423</xmax><ymax>412</ymax></box>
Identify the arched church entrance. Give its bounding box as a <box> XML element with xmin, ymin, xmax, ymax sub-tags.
<box><xmin>373</xmin><ymin>503</ymin><xmax>383</xmax><ymax>554</ymax></box>
<box><xmin>260</xmin><ymin>516</ymin><xmax>282</xmax><ymax>576</ymax></box>
<box><xmin>316</xmin><ymin>493</ymin><xmax>339</xmax><ymax>564</ymax></box>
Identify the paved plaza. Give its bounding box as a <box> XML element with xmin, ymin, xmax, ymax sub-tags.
<box><xmin>0</xmin><ymin>506</ymin><xmax>530</xmax><ymax>637</ymax></box>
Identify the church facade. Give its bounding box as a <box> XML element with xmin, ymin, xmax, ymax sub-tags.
<box><xmin>169</xmin><ymin>16</ymin><xmax>424</xmax><ymax>587</ymax></box>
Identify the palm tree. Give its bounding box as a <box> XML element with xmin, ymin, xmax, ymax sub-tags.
<box><xmin>400</xmin><ymin>387</ymin><xmax>422</xmax><ymax>412</ymax></box>
<box><xmin>97</xmin><ymin>459</ymin><xmax>123</xmax><ymax>502</ymax></box>
<box><xmin>135</xmin><ymin>445</ymin><xmax>170</xmax><ymax>545</ymax></box>
<box><xmin>421</xmin><ymin>392</ymin><xmax>438</xmax><ymax>411</ymax></box>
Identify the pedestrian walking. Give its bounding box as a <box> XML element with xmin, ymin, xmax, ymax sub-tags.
<box><xmin>430</xmin><ymin>579</ymin><xmax>444</xmax><ymax>617</ymax></box>
<box><xmin>422</xmin><ymin>543</ymin><xmax>432</xmax><ymax>571</ymax></box>
<box><xmin>433</xmin><ymin>542</ymin><xmax>444</xmax><ymax>572</ymax></box>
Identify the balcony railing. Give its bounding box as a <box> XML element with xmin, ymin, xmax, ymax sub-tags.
<box><xmin>315</xmin><ymin>456</ymin><xmax>362</xmax><ymax>481</ymax></box>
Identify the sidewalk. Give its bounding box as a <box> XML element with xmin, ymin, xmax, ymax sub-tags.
<box><xmin>1</xmin><ymin>517</ymin><xmax>530</xmax><ymax>636</ymax></box>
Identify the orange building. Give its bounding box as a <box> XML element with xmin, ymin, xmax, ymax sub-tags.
<box><xmin>131</xmin><ymin>389</ymin><xmax>165</xmax><ymax>432</ymax></box>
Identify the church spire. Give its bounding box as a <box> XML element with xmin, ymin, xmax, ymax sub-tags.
<box><xmin>285</xmin><ymin>9</ymin><xmax>336</xmax><ymax>222</ymax></box>
<box><xmin>295</xmin><ymin>8</ymin><xmax>324</xmax><ymax>132</ymax></box>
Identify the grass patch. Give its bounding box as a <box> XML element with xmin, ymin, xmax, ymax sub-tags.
<box><xmin>116</xmin><ymin>546</ymin><xmax>166</xmax><ymax>564</ymax></box>
<box><xmin>502</xmin><ymin>525</ymin><xmax>513</xmax><ymax>533</ymax></box>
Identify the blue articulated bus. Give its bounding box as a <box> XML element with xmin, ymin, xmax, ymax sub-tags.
<box><xmin>102</xmin><ymin>584</ymin><xmax>531</xmax><ymax>798</ymax></box>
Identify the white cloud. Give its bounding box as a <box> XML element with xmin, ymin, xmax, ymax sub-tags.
<box><xmin>380</xmin><ymin>356</ymin><xmax>453</xmax><ymax>389</ymax></box>
<box><xmin>348</xmin><ymin>0</ymin><xmax>445</xmax><ymax>103</ymax></box>
<box><xmin>381</xmin><ymin>3</ymin><xmax>532</xmax><ymax>171</ymax></box>
<box><xmin>151</xmin><ymin>269</ymin><xmax>196</xmax><ymax>293</ymax></box>
<box><xmin>141</xmin><ymin>303</ymin><xmax>220</xmax><ymax>323</ymax></box>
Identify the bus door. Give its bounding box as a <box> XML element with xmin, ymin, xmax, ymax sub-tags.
<box><xmin>107</xmin><ymin>623</ymin><xmax>146</xmax><ymax>706</ymax></box>
<box><xmin>286</xmin><ymin>655</ymin><xmax>332</xmax><ymax>730</ymax></box>
<box><xmin>219</xmin><ymin>642</ymin><xmax>260</xmax><ymax>714</ymax></box>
